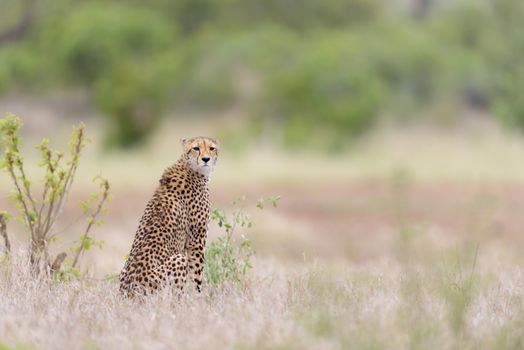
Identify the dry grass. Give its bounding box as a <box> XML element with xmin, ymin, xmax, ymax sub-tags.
<box><xmin>1</xmin><ymin>116</ymin><xmax>524</xmax><ymax>349</ymax></box>
<box><xmin>0</xmin><ymin>236</ymin><xmax>523</xmax><ymax>350</ymax></box>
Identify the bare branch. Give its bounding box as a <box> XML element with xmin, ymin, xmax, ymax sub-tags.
<box><xmin>0</xmin><ymin>214</ymin><xmax>11</xmax><ymax>254</ymax></box>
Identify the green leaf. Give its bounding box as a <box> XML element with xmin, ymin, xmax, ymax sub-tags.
<box><xmin>104</xmin><ymin>273</ymin><xmax>120</xmax><ymax>281</ymax></box>
<box><xmin>80</xmin><ymin>235</ymin><xmax>93</xmax><ymax>250</ymax></box>
<box><xmin>28</xmin><ymin>211</ymin><xmax>37</xmax><ymax>223</ymax></box>
<box><xmin>269</xmin><ymin>195</ymin><xmax>281</xmax><ymax>207</ymax></box>
<box><xmin>79</xmin><ymin>200</ymin><xmax>90</xmax><ymax>213</ymax></box>
<box><xmin>0</xmin><ymin>211</ymin><xmax>12</xmax><ymax>221</ymax></box>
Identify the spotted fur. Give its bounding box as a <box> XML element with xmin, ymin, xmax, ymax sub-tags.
<box><xmin>119</xmin><ymin>137</ymin><xmax>219</xmax><ymax>297</ymax></box>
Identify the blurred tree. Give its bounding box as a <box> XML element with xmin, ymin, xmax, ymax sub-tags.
<box><xmin>51</xmin><ymin>4</ymin><xmax>176</xmax><ymax>83</ymax></box>
<box><xmin>44</xmin><ymin>3</ymin><xmax>180</xmax><ymax>147</ymax></box>
<box><xmin>0</xmin><ymin>0</ymin><xmax>523</xmax><ymax>149</ymax></box>
<box><xmin>175</xmin><ymin>27</ymin><xmax>298</xmax><ymax>110</ymax></box>
<box><xmin>489</xmin><ymin>0</ymin><xmax>524</xmax><ymax>128</ymax></box>
<box><xmin>411</xmin><ymin>0</ymin><xmax>434</xmax><ymax>20</ymax></box>
<box><xmin>431</xmin><ymin>0</ymin><xmax>524</xmax><ymax>125</ymax></box>
<box><xmin>171</xmin><ymin>0</ymin><xmax>218</xmax><ymax>34</ymax></box>
<box><xmin>0</xmin><ymin>0</ymin><xmax>35</xmax><ymax>44</ymax></box>
<box><xmin>220</xmin><ymin>0</ymin><xmax>382</xmax><ymax>29</ymax></box>
<box><xmin>93</xmin><ymin>54</ymin><xmax>180</xmax><ymax>147</ymax></box>
<box><xmin>260</xmin><ymin>32</ymin><xmax>386</xmax><ymax>149</ymax></box>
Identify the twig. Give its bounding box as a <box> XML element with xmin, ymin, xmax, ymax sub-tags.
<box><xmin>0</xmin><ymin>214</ymin><xmax>11</xmax><ymax>254</ymax></box>
<box><xmin>45</xmin><ymin>126</ymin><xmax>84</xmax><ymax>238</ymax></box>
<box><xmin>36</xmin><ymin>147</ymin><xmax>58</xmax><ymax>230</ymax></box>
<box><xmin>6</xmin><ymin>163</ymin><xmax>36</xmax><ymax>240</ymax></box>
<box><xmin>71</xmin><ymin>179</ymin><xmax>110</xmax><ymax>268</ymax></box>
<box><xmin>17</xmin><ymin>163</ymin><xmax>38</xmax><ymax>220</ymax></box>
<box><xmin>50</xmin><ymin>212</ymin><xmax>89</xmax><ymax>239</ymax></box>
<box><xmin>5</xmin><ymin>122</ymin><xmax>39</xmax><ymax>222</ymax></box>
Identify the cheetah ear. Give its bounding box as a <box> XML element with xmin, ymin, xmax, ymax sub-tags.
<box><xmin>180</xmin><ymin>138</ymin><xmax>187</xmax><ymax>146</ymax></box>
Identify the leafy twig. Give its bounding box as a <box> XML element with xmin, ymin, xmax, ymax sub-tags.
<box><xmin>71</xmin><ymin>176</ymin><xmax>110</xmax><ymax>269</ymax></box>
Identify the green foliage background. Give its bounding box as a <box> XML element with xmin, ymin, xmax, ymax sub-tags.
<box><xmin>0</xmin><ymin>0</ymin><xmax>522</xmax><ymax>148</ymax></box>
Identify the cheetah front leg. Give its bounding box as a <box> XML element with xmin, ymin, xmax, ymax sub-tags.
<box><xmin>187</xmin><ymin>247</ymin><xmax>205</xmax><ymax>292</ymax></box>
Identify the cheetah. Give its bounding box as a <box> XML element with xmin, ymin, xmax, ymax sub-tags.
<box><xmin>119</xmin><ymin>136</ymin><xmax>219</xmax><ymax>297</ymax></box>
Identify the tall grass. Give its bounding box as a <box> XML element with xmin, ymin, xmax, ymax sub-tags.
<box><xmin>0</xmin><ymin>239</ymin><xmax>522</xmax><ymax>349</ymax></box>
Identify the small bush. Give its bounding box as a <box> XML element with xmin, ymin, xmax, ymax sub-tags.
<box><xmin>0</xmin><ymin>113</ymin><xmax>110</xmax><ymax>276</ymax></box>
<box><xmin>204</xmin><ymin>195</ymin><xmax>280</xmax><ymax>285</ymax></box>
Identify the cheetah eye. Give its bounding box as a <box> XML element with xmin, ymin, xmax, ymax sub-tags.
<box><xmin>210</xmin><ymin>147</ymin><xmax>215</xmax><ymax>151</ymax></box>
<box><xmin>192</xmin><ymin>147</ymin><xmax>200</xmax><ymax>151</ymax></box>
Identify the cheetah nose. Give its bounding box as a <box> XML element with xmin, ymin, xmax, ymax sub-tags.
<box><xmin>202</xmin><ymin>157</ymin><xmax>210</xmax><ymax>163</ymax></box>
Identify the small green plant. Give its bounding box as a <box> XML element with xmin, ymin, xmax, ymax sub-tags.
<box><xmin>256</xmin><ymin>195</ymin><xmax>281</xmax><ymax>210</ymax></box>
<box><xmin>53</xmin><ymin>175</ymin><xmax>111</xmax><ymax>282</ymax></box>
<box><xmin>104</xmin><ymin>272</ymin><xmax>120</xmax><ymax>281</ymax></box>
<box><xmin>204</xmin><ymin>195</ymin><xmax>280</xmax><ymax>285</ymax></box>
<box><xmin>0</xmin><ymin>113</ymin><xmax>110</xmax><ymax>276</ymax></box>
<box><xmin>71</xmin><ymin>175</ymin><xmax>110</xmax><ymax>268</ymax></box>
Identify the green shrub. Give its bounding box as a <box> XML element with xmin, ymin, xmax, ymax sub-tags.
<box><xmin>485</xmin><ymin>1</ymin><xmax>524</xmax><ymax>129</ymax></box>
<box><xmin>214</xmin><ymin>0</ymin><xmax>382</xmax><ymax>30</ymax></box>
<box><xmin>205</xmin><ymin>195</ymin><xmax>280</xmax><ymax>285</ymax></box>
<box><xmin>93</xmin><ymin>53</ymin><xmax>180</xmax><ymax>147</ymax></box>
<box><xmin>364</xmin><ymin>24</ymin><xmax>450</xmax><ymax>114</ymax></box>
<box><xmin>0</xmin><ymin>45</ymin><xmax>41</xmax><ymax>93</ymax></box>
<box><xmin>176</xmin><ymin>26</ymin><xmax>297</xmax><ymax>110</ymax></box>
<box><xmin>51</xmin><ymin>3</ymin><xmax>176</xmax><ymax>84</ymax></box>
<box><xmin>3</xmin><ymin>0</ymin><xmax>524</xmax><ymax>149</ymax></box>
<box><xmin>428</xmin><ymin>2</ymin><xmax>500</xmax><ymax>111</ymax></box>
<box><xmin>260</xmin><ymin>32</ymin><xmax>386</xmax><ymax>149</ymax></box>
<box><xmin>168</xmin><ymin>0</ymin><xmax>218</xmax><ymax>34</ymax></box>
<box><xmin>0</xmin><ymin>114</ymin><xmax>110</xmax><ymax>276</ymax></box>
<box><xmin>175</xmin><ymin>38</ymin><xmax>237</xmax><ymax>110</ymax></box>
<box><xmin>37</xmin><ymin>4</ymin><xmax>182</xmax><ymax>147</ymax></box>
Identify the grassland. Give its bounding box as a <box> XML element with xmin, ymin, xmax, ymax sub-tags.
<box><xmin>1</xmin><ymin>117</ymin><xmax>524</xmax><ymax>349</ymax></box>
<box><xmin>0</xmin><ymin>241</ymin><xmax>523</xmax><ymax>350</ymax></box>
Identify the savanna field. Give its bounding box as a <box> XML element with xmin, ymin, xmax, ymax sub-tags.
<box><xmin>1</xmin><ymin>0</ymin><xmax>524</xmax><ymax>348</ymax></box>
<box><xmin>0</xmin><ymin>111</ymin><xmax>523</xmax><ymax>350</ymax></box>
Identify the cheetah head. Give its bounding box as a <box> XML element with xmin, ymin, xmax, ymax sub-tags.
<box><xmin>181</xmin><ymin>136</ymin><xmax>219</xmax><ymax>176</ymax></box>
